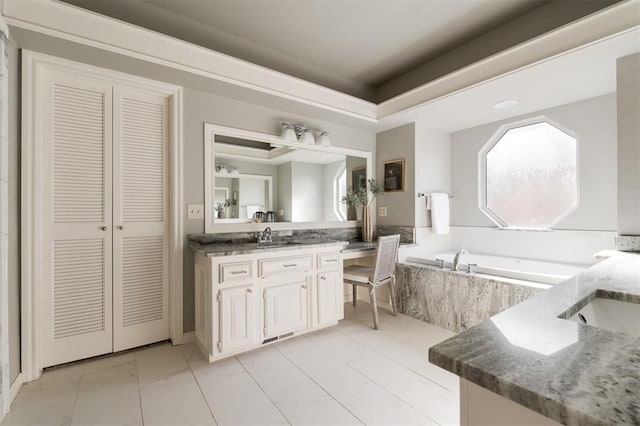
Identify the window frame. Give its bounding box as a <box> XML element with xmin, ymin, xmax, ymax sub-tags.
<box><xmin>478</xmin><ymin>116</ymin><xmax>580</xmax><ymax>231</ymax></box>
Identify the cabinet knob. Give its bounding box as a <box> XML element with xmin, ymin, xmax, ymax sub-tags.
<box><xmin>246</xmin><ymin>288</ymin><xmax>253</xmax><ymax>293</ymax></box>
<box><xmin>99</xmin><ymin>225</ymin><xmax>108</xmax><ymax>231</ymax></box>
<box><xmin>320</xmin><ymin>276</ymin><xmax>327</xmax><ymax>280</ymax></box>
<box><xmin>301</xmin><ymin>284</ymin><xmax>307</xmax><ymax>289</ymax></box>
<box><xmin>118</xmin><ymin>225</ymin><xmax>125</xmax><ymax>230</ymax></box>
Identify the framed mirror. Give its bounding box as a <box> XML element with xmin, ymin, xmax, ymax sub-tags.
<box><xmin>204</xmin><ymin>123</ymin><xmax>372</xmax><ymax>233</ymax></box>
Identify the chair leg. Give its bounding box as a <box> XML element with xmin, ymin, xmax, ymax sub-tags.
<box><xmin>352</xmin><ymin>284</ymin><xmax>357</xmax><ymax>306</ymax></box>
<box><xmin>388</xmin><ymin>277</ymin><xmax>397</xmax><ymax>316</ymax></box>
<box><xmin>369</xmin><ymin>287</ymin><xmax>379</xmax><ymax>330</ymax></box>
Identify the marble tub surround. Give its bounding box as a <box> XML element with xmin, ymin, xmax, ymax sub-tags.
<box><xmin>376</xmin><ymin>225</ymin><xmax>415</xmax><ymax>243</ymax></box>
<box><xmin>395</xmin><ymin>263</ymin><xmax>543</xmax><ymax>333</ymax></box>
<box><xmin>190</xmin><ymin>227</ymin><xmax>362</xmax><ymax>245</ymax></box>
<box><xmin>616</xmin><ymin>235</ymin><xmax>640</xmax><ymax>252</ymax></box>
<box><xmin>429</xmin><ymin>252</ymin><xmax>640</xmax><ymax>426</ymax></box>
<box><xmin>189</xmin><ymin>239</ymin><xmax>347</xmax><ymax>257</ymax></box>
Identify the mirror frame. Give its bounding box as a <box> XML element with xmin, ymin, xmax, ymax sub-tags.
<box><xmin>204</xmin><ymin>123</ymin><xmax>372</xmax><ymax>233</ymax></box>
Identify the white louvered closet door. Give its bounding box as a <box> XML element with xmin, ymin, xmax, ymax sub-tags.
<box><xmin>43</xmin><ymin>75</ymin><xmax>114</xmax><ymax>367</ymax></box>
<box><xmin>112</xmin><ymin>87</ymin><xmax>169</xmax><ymax>351</ymax></box>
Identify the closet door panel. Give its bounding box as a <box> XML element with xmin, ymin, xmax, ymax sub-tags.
<box><xmin>112</xmin><ymin>88</ymin><xmax>169</xmax><ymax>351</ymax></box>
<box><xmin>43</xmin><ymin>75</ymin><xmax>114</xmax><ymax>367</ymax></box>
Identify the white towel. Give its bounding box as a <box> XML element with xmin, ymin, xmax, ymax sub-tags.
<box><xmin>430</xmin><ymin>193</ymin><xmax>449</xmax><ymax>235</ymax></box>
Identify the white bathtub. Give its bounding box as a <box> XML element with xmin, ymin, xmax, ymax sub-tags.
<box><xmin>406</xmin><ymin>251</ymin><xmax>588</xmax><ymax>285</ymax></box>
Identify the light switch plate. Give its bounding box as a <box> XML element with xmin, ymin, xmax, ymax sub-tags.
<box><xmin>378</xmin><ymin>207</ymin><xmax>387</xmax><ymax>217</ymax></box>
<box><xmin>187</xmin><ymin>204</ymin><xmax>204</xmax><ymax>219</ymax></box>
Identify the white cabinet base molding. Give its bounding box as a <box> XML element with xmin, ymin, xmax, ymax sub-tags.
<box><xmin>194</xmin><ymin>244</ymin><xmax>344</xmax><ymax>362</ymax></box>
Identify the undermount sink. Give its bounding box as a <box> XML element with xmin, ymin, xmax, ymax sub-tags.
<box><xmin>254</xmin><ymin>241</ymin><xmax>303</xmax><ymax>248</ymax></box>
<box><xmin>566</xmin><ymin>297</ymin><xmax>640</xmax><ymax>338</ymax></box>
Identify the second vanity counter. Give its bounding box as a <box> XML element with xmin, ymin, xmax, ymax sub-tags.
<box><xmin>429</xmin><ymin>252</ymin><xmax>640</xmax><ymax>425</ymax></box>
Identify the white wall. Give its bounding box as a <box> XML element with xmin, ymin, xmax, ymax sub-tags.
<box><xmin>617</xmin><ymin>53</ymin><xmax>640</xmax><ymax>235</ymax></box>
<box><xmin>239</xmin><ymin>178</ymin><xmax>267</xmax><ymax>217</ymax></box>
<box><xmin>450</xmin><ymin>227</ymin><xmax>616</xmax><ymax>265</ymax></box>
<box><xmin>376</xmin><ymin>123</ymin><xmax>415</xmax><ymax>226</ymax></box>
<box><xmin>451</xmin><ymin>94</ymin><xmax>618</xmax><ymax>231</ymax></box>
<box><xmin>447</xmin><ymin>94</ymin><xmax>618</xmax><ymax>263</ymax></box>
<box><xmin>291</xmin><ymin>162</ymin><xmax>323</xmax><ymax>222</ymax></box>
<box><xmin>323</xmin><ymin>160</ymin><xmax>344</xmax><ymax>222</ymax></box>
<box><xmin>413</xmin><ymin>122</ymin><xmax>453</xmax><ymax>251</ymax></box>
<box><xmin>277</xmin><ymin>162</ymin><xmax>293</xmax><ymax>222</ymax></box>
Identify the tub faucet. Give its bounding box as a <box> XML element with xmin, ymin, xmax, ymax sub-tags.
<box><xmin>453</xmin><ymin>249</ymin><xmax>468</xmax><ymax>271</ymax></box>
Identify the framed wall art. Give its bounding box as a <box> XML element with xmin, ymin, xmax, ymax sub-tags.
<box><xmin>383</xmin><ymin>159</ymin><xmax>405</xmax><ymax>192</ymax></box>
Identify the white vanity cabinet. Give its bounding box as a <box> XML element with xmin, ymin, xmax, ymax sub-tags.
<box><xmin>316</xmin><ymin>252</ymin><xmax>344</xmax><ymax>326</ymax></box>
<box><xmin>194</xmin><ymin>244</ymin><xmax>344</xmax><ymax>362</ymax></box>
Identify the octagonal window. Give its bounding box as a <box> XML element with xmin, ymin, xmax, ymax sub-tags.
<box><xmin>480</xmin><ymin>119</ymin><xmax>578</xmax><ymax>229</ymax></box>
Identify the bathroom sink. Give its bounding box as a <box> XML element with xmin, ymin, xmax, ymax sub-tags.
<box><xmin>566</xmin><ymin>297</ymin><xmax>640</xmax><ymax>338</ymax></box>
<box><xmin>254</xmin><ymin>241</ymin><xmax>303</xmax><ymax>248</ymax></box>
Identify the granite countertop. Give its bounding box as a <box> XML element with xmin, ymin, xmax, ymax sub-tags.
<box><xmin>189</xmin><ymin>236</ymin><xmax>416</xmax><ymax>257</ymax></box>
<box><xmin>189</xmin><ymin>239</ymin><xmax>348</xmax><ymax>257</ymax></box>
<box><xmin>429</xmin><ymin>252</ymin><xmax>640</xmax><ymax>425</ymax></box>
<box><xmin>342</xmin><ymin>241</ymin><xmax>378</xmax><ymax>252</ymax></box>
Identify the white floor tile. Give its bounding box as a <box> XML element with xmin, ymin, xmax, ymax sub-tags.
<box><xmin>139</xmin><ymin>369</ymin><xmax>216</xmax><ymax>426</ymax></box>
<box><xmin>348</xmin><ymin>352</ymin><xmax>449</xmax><ymax>417</ymax></box>
<box><xmin>71</xmin><ymin>361</ymin><xmax>142</xmax><ymax>425</ymax></box>
<box><xmin>238</xmin><ymin>346</ymin><xmax>361</xmax><ymax>425</ymax></box>
<box><xmin>3</xmin><ymin>304</ymin><xmax>459</xmax><ymax>426</ymax></box>
<box><xmin>341</xmin><ymin>387</ymin><xmax>437</xmax><ymax>426</ymax></box>
<box><xmin>1</xmin><ymin>365</ymin><xmax>82</xmax><ymax>426</ymax></box>
<box><xmin>189</xmin><ymin>356</ymin><xmax>289</xmax><ymax>426</ymax></box>
<box><xmin>421</xmin><ymin>390</ymin><xmax>461</xmax><ymax>426</ymax></box>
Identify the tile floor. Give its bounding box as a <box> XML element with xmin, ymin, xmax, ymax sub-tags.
<box><xmin>2</xmin><ymin>304</ymin><xmax>459</xmax><ymax>425</ymax></box>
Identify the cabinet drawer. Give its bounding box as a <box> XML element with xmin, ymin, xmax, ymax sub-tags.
<box><xmin>318</xmin><ymin>252</ymin><xmax>341</xmax><ymax>269</ymax></box>
<box><xmin>259</xmin><ymin>255</ymin><xmax>313</xmax><ymax>277</ymax></box>
<box><xmin>219</xmin><ymin>262</ymin><xmax>253</xmax><ymax>284</ymax></box>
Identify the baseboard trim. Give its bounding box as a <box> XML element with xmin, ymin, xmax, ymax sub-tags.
<box><xmin>9</xmin><ymin>373</ymin><xmax>24</xmax><ymax>406</ymax></box>
<box><xmin>182</xmin><ymin>331</ymin><xmax>195</xmax><ymax>344</ymax></box>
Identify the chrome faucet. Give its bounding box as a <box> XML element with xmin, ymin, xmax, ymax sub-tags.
<box><xmin>257</xmin><ymin>226</ymin><xmax>273</xmax><ymax>243</ymax></box>
<box><xmin>453</xmin><ymin>249</ymin><xmax>468</xmax><ymax>271</ymax></box>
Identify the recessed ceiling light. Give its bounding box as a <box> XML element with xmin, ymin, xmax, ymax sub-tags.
<box><xmin>494</xmin><ymin>100</ymin><xmax>518</xmax><ymax>109</ymax></box>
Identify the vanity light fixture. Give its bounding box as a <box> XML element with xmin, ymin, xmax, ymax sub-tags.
<box><xmin>280</xmin><ymin>122</ymin><xmax>331</xmax><ymax>147</ymax></box>
<box><xmin>280</xmin><ymin>123</ymin><xmax>298</xmax><ymax>143</ymax></box>
<box><xmin>317</xmin><ymin>131</ymin><xmax>331</xmax><ymax>147</ymax></box>
<box><xmin>300</xmin><ymin>129</ymin><xmax>316</xmax><ymax>145</ymax></box>
<box><xmin>494</xmin><ymin>100</ymin><xmax>518</xmax><ymax>109</ymax></box>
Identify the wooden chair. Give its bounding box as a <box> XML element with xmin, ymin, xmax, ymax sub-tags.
<box><xmin>343</xmin><ymin>234</ymin><xmax>401</xmax><ymax>329</ymax></box>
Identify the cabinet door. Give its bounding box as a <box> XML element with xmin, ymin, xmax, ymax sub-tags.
<box><xmin>317</xmin><ymin>270</ymin><xmax>344</xmax><ymax>325</ymax></box>
<box><xmin>42</xmin><ymin>75</ymin><xmax>114</xmax><ymax>367</ymax></box>
<box><xmin>219</xmin><ymin>285</ymin><xmax>257</xmax><ymax>353</ymax></box>
<box><xmin>263</xmin><ymin>279</ymin><xmax>308</xmax><ymax>338</ymax></box>
<box><xmin>112</xmin><ymin>87</ymin><xmax>170</xmax><ymax>351</ymax></box>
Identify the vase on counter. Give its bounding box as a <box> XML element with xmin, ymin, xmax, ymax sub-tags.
<box><xmin>362</xmin><ymin>204</ymin><xmax>374</xmax><ymax>242</ymax></box>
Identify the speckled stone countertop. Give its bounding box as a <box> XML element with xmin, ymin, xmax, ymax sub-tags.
<box><xmin>189</xmin><ymin>239</ymin><xmax>348</xmax><ymax>257</ymax></box>
<box><xmin>429</xmin><ymin>252</ymin><xmax>640</xmax><ymax>425</ymax></box>
<box><xmin>189</xmin><ymin>238</ymin><xmax>415</xmax><ymax>257</ymax></box>
<box><xmin>341</xmin><ymin>241</ymin><xmax>378</xmax><ymax>252</ymax></box>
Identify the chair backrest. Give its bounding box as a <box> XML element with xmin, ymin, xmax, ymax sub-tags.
<box><xmin>371</xmin><ymin>234</ymin><xmax>401</xmax><ymax>283</ymax></box>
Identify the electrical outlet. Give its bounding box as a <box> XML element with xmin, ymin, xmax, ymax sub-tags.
<box><xmin>187</xmin><ymin>204</ymin><xmax>204</xmax><ymax>219</ymax></box>
<box><xmin>378</xmin><ymin>207</ymin><xmax>387</xmax><ymax>217</ymax></box>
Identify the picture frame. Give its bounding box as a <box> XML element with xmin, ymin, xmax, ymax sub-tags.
<box><xmin>383</xmin><ymin>159</ymin><xmax>405</xmax><ymax>192</ymax></box>
<box><xmin>352</xmin><ymin>166</ymin><xmax>367</xmax><ymax>192</ymax></box>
